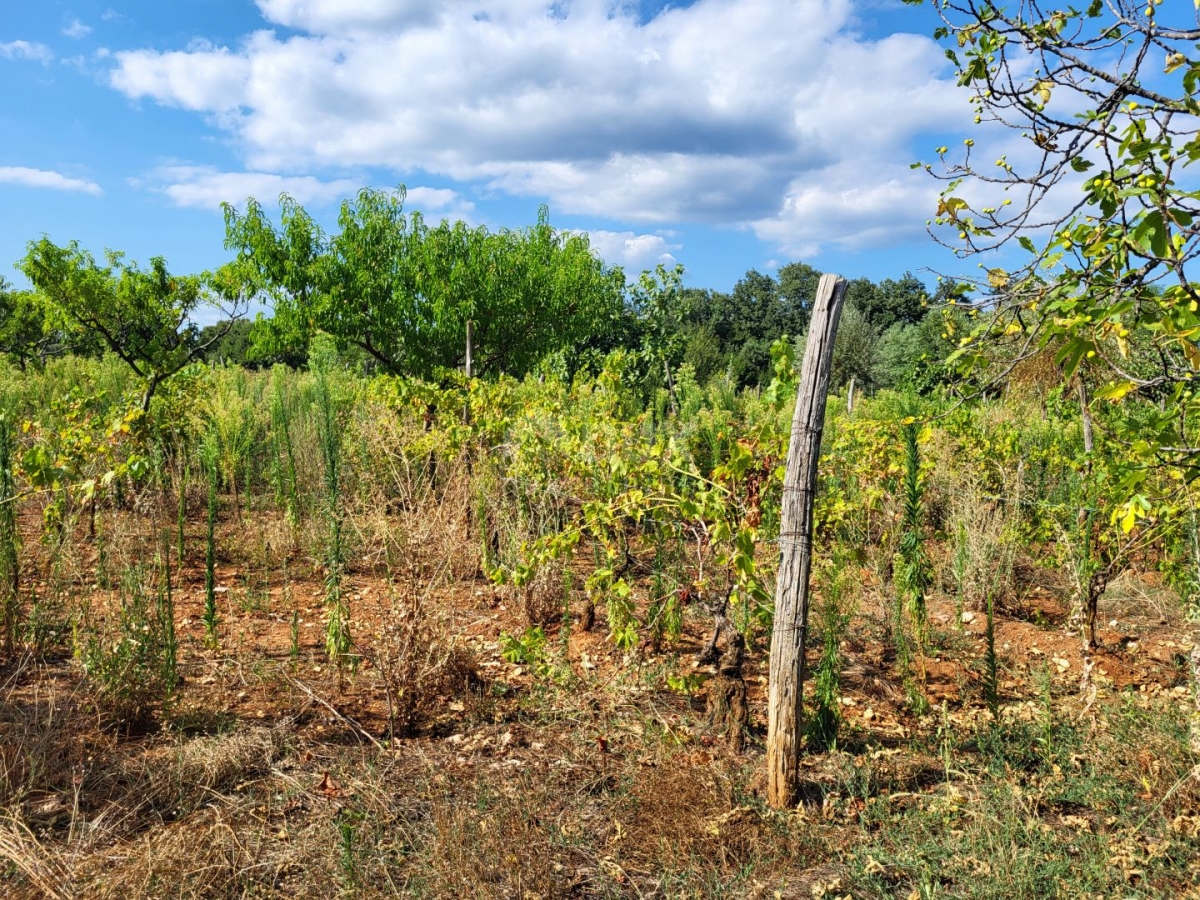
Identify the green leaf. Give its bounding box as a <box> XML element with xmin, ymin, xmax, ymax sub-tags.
<box><xmin>1054</xmin><ymin>337</ymin><xmax>1090</xmax><ymax>376</ymax></box>
<box><xmin>1131</xmin><ymin>210</ymin><xmax>1168</xmax><ymax>259</ymax></box>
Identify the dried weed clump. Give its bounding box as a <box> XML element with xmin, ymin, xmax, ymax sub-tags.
<box><xmin>937</xmin><ymin>463</ymin><xmax>1021</xmax><ymax>614</ymax></box>
<box><xmin>367</xmin><ymin>585</ymin><xmax>479</xmax><ymax>739</ymax></box>
<box><xmin>510</xmin><ymin>556</ymin><xmax>568</xmax><ymax>627</ymax></box>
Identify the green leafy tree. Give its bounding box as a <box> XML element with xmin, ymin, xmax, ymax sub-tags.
<box><xmin>19</xmin><ymin>241</ymin><xmax>245</xmax><ymax>409</ymax></box>
<box><xmin>915</xmin><ymin>0</ymin><xmax>1200</xmax><ymax>525</ymax></box>
<box><xmin>776</xmin><ymin>261</ymin><xmax>823</xmax><ymax>334</ymax></box>
<box><xmin>223</xmin><ymin>187</ymin><xmax>626</xmax><ymax>380</ymax></box>
<box><xmin>219</xmin><ymin>195</ymin><xmax>324</xmax><ymax>365</ymax></box>
<box><xmin>841</xmin><ymin>273</ymin><xmax>928</xmax><ymax>333</ymax></box>
<box><xmin>629</xmin><ymin>263</ymin><xmax>688</xmax><ymax>401</ymax></box>
<box><xmin>197</xmin><ymin>319</ymin><xmax>255</xmax><ymax>368</ymax></box>
<box><xmin>828</xmin><ymin>302</ymin><xmax>881</xmax><ymax>392</ymax></box>
<box><xmin>844</xmin><ymin>278</ymin><xmax>880</xmax><ymax>324</ymax></box>
<box><xmin>0</xmin><ymin>279</ymin><xmax>54</xmax><ymax>370</ymax></box>
<box><xmin>196</xmin><ymin>317</ymin><xmax>309</xmax><ymax>369</ymax></box>
<box><xmin>874</xmin><ymin>273</ymin><xmax>929</xmax><ymax>331</ymax></box>
<box><xmin>679</xmin><ymin>323</ymin><xmax>726</xmax><ymax>384</ymax></box>
<box><xmin>677</xmin><ymin>287</ymin><xmax>732</xmax><ymax>370</ymax></box>
<box><xmin>0</xmin><ymin>278</ymin><xmax>105</xmax><ymax>370</ymax></box>
<box><xmin>876</xmin><ymin>311</ymin><xmax>957</xmax><ymax>393</ymax></box>
<box><xmin>695</xmin><ymin>269</ymin><xmax>787</xmax><ymax>386</ymax></box>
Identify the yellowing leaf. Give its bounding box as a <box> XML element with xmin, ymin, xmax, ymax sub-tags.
<box><xmin>1183</xmin><ymin>341</ymin><xmax>1200</xmax><ymax>370</ymax></box>
<box><xmin>1094</xmin><ymin>381</ymin><xmax>1136</xmax><ymax>402</ymax></box>
<box><xmin>987</xmin><ymin>268</ymin><xmax>1010</xmax><ymax>289</ymax></box>
<box><xmin>936</xmin><ymin>196</ymin><xmax>970</xmax><ymax>222</ymax></box>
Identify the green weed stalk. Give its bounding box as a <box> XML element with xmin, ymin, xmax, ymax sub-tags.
<box><xmin>270</xmin><ymin>369</ymin><xmax>300</xmax><ymax>527</ymax></box>
<box><xmin>314</xmin><ymin>346</ymin><xmax>351</xmax><ymax>669</ymax></box>
<box><xmin>157</xmin><ymin>544</ymin><xmax>178</xmax><ymax>701</ymax></box>
<box><xmin>176</xmin><ymin>458</ymin><xmax>187</xmax><ymax>567</ymax></box>
<box><xmin>808</xmin><ymin>558</ymin><xmax>852</xmax><ymax>751</ymax></box>
<box><xmin>896</xmin><ymin>420</ymin><xmax>931</xmax><ymax>644</ymax></box>
<box><xmin>984</xmin><ymin>588</ymin><xmax>1000</xmax><ymax>718</ymax></box>
<box><xmin>290</xmin><ymin>607</ymin><xmax>300</xmax><ymax>665</ymax></box>
<box><xmin>201</xmin><ymin>434</ymin><xmax>220</xmax><ymax>649</ymax></box>
<box><xmin>0</xmin><ymin>415</ymin><xmax>19</xmax><ymax>656</ymax></box>
<box><xmin>77</xmin><ymin>563</ymin><xmax>173</xmax><ymax>729</ymax></box>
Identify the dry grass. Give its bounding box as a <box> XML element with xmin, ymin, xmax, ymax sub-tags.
<box><xmin>3</xmin><ymin>378</ymin><xmax>1199</xmax><ymax>898</ymax></box>
<box><xmin>0</xmin><ymin>660</ymin><xmax>96</xmax><ymax>812</ymax></box>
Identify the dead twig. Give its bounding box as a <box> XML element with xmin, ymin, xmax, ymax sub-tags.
<box><xmin>283</xmin><ymin>674</ymin><xmax>384</xmax><ymax>751</ymax></box>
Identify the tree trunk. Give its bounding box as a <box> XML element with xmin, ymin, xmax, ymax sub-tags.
<box><xmin>846</xmin><ymin>376</ymin><xmax>855</xmax><ymax>414</ymax></box>
<box><xmin>1077</xmin><ymin>375</ymin><xmax>1098</xmax><ymax>650</ymax></box>
<box><xmin>767</xmin><ymin>273</ymin><xmax>846</xmax><ymax>809</ymax></box>
<box><xmin>1077</xmin><ymin>377</ymin><xmax>1094</xmax><ymax>454</ymax></box>
<box><xmin>708</xmin><ymin>632</ymin><xmax>748</xmax><ymax>752</ymax></box>
<box><xmin>664</xmin><ymin>358</ymin><xmax>678</xmax><ymax>417</ymax></box>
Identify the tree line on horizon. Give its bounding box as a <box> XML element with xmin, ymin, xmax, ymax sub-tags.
<box><xmin>0</xmin><ymin>187</ymin><xmax>961</xmax><ymax>402</ymax></box>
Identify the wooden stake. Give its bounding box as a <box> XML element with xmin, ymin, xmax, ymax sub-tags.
<box><xmin>767</xmin><ymin>273</ymin><xmax>846</xmax><ymax>809</ymax></box>
<box><xmin>463</xmin><ymin>319</ymin><xmax>474</xmax><ymax>426</ymax></box>
<box><xmin>465</xmin><ymin>320</ymin><xmax>474</xmax><ymax>380</ymax></box>
<box><xmin>1077</xmin><ymin>376</ymin><xmax>1094</xmax><ymax>454</ymax></box>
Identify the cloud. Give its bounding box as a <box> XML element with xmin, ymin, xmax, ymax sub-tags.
<box><xmin>108</xmin><ymin>1</ymin><xmax>968</xmax><ymax>254</ymax></box>
<box><xmin>142</xmin><ymin>165</ymin><xmax>476</xmax><ymax>220</ymax></box>
<box><xmin>112</xmin><ymin>40</ymin><xmax>251</xmax><ymax>113</ymax></box>
<box><xmin>751</xmin><ymin>161</ymin><xmax>938</xmax><ymax>259</ymax></box>
<box><xmin>254</xmin><ymin>0</ymin><xmax>449</xmax><ymax>33</ymax></box>
<box><xmin>0</xmin><ymin>40</ymin><xmax>53</xmax><ymax>64</ymax></box>
<box><xmin>63</xmin><ymin>18</ymin><xmax>93</xmax><ymax>39</ymax></box>
<box><xmin>402</xmin><ymin>186</ymin><xmax>476</xmax><ymax>220</ymax></box>
<box><xmin>585</xmin><ymin>230</ymin><xmax>681</xmax><ymax>270</ymax></box>
<box><xmin>142</xmin><ymin>166</ymin><xmax>359</xmax><ymax>209</ymax></box>
<box><xmin>0</xmin><ymin>166</ymin><xmax>102</xmax><ymax>195</ymax></box>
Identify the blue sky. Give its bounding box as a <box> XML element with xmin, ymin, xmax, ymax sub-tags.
<box><xmin>2</xmin><ymin>0</ymin><xmax>972</xmax><ymax>299</ymax></box>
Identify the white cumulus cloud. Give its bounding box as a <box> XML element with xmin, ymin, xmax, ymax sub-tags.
<box><xmin>0</xmin><ymin>166</ymin><xmax>102</xmax><ymax>195</ymax></box>
<box><xmin>402</xmin><ymin>186</ymin><xmax>476</xmax><ymax>220</ymax></box>
<box><xmin>143</xmin><ymin>165</ymin><xmax>477</xmax><ymax>220</ymax></box>
<box><xmin>0</xmin><ymin>40</ymin><xmax>54</xmax><ymax>65</ymax></box>
<box><xmin>112</xmin><ymin>40</ymin><xmax>251</xmax><ymax>113</ymax></box>
<box><xmin>585</xmin><ymin>230</ymin><xmax>682</xmax><ymax>270</ymax></box>
<box><xmin>255</xmin><ymin>0</ymin><xmax>451</xmax><ymax>33</ymax></box>
<box><xmin>63</xmin><ymin>18</ymin><xmax>93</xmax><ymax>39</ymax></box>
<box><xmin>108</xmin><ymin>0</ymin><xmax>969</xmax><ymax>255</ymax></box>
<box><xmin>144</xmin><ymin>166</ymin><xmax>359</xmax><ymax>209</ymax></box>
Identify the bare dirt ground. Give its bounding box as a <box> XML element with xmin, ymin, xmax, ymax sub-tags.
<box><xmin>2</xmin><ymin>506</ymin><xmax>1198</xmax><ymax>898</ymax></box>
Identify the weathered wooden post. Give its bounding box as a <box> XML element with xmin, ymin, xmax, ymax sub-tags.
<box><xmin>767</xmin><ymin>273</ymin><xmax>846</xmax><ymax>809</ymax></box>
<box><xmin>463</xmin><ymin>320</ymin><xmax>474</xmax><ymax>426</ymax></box>
<box><xmin>465</xmin><ymin>320</ymin><xmax>474</xmax><ymax>380</ymax></box>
